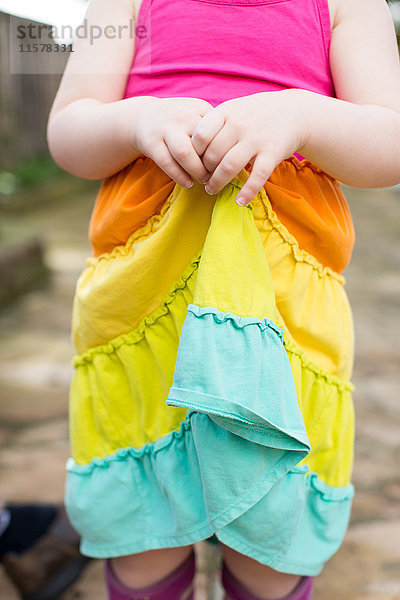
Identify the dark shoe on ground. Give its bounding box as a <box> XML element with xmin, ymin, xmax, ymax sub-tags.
<box><xmin>0</xmin><ymin>503</ymin><xmax>57</xmax><ymax>560</ymax></box>
<box><xmin>1</xmin><ymin>505</ymin><xmax>91</xmax><ymax>600</ymax></box>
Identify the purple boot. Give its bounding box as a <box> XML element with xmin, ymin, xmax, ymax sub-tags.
<box><xmin>105</xmin><ymin>551</ymin><xmax>195</xmax><ymax>600</ymax></box>
<box><xmin>222</xmin><ymin>561</ymin><xmax>314</xmax><ymax>600</ymax></box>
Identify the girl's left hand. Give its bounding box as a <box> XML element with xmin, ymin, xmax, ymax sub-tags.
<box><xmin>191</xmin><ymin>89</ymin><xmax>308</xmax><ymax>206</ymax></box>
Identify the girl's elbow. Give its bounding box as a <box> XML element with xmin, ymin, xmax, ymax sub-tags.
<box><xmin>47</xmin><ymin>119</ymin><xmax>72</xmax><ymax>175</ymax></box>
<box><xmin>47</xmin><ymin>126</ymin><xmax>101</xmax><ymax>181</ymax></box>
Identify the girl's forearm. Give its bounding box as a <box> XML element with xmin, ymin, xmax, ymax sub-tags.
<box><xmin>296</xmin><ymin>89</ymin><xmax>400</xmax><ymax>188</ymax></box>
<box><xmin>47</xmin><ymin>96</ymin><xmax>156</xmax><ymax>180</ymax></box>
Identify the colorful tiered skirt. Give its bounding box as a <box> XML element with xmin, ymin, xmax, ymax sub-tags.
<box><xmin>66</xmin><ymin>156</ymin><xmax>356</xmax><ymax>576</ymax></box>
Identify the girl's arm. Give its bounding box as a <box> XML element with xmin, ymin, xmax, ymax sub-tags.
<box><xmin>47</xmin><ymin>0</ymin><xmax>148</xmax><ymax>179</ymax></box>
<box><xmin>47</xmin><ymin>0</ymin><xmax>212</xmax><ymax>185</ymax></box>
<box><xmin>190</xmin><ymin>0</ymin><xmax>400</xmax><ymax>205</ymax></box>
<box><xmin>296</xmin><ymin>0</ymin><xmax>400</xmax><ymax>188</ymax></box>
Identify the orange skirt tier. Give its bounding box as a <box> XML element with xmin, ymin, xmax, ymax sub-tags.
<box><xmin>89</xmin><ymin>155</ymin><xmax>355</xmax><ymax>274</ymax></box>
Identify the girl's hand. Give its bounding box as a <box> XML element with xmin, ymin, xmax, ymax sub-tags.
<box><xmin>131</xmin><ymin>96</ymin><xmax>214</xmax><ymax>188</ymax></box>
<box><xmin>190</xmin><ymin>90</ymin><xmax>307</xmax><ymax>205</ymax></box>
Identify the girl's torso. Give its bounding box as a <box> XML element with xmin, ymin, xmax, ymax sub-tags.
<box><xmin>125</xmin><ymin>0</ymin><xmax>340</xmax><ymax>107</ymax></box>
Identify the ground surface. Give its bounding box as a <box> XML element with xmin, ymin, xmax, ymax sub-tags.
<box><xmin>0</xmin><ymin>181</ymin><xmax>399</xmax><ymax>600</ymax></box>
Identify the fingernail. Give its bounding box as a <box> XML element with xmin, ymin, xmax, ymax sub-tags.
<box><xmin>205</xmin><ymin>184</ymin><xmax>213</xmax><ymax>195</ymax></box>
<box><xmin>183</xmin><ymin>180</ymin><xmax>193</xmax><ymax>189</ymax></box>
<box><xmin>236</xmin><ymin>196</ymin><xmax>247</xmax><ymax>206</ymax></box>
<box><xmin>202</xmin><ymin>174</ymin><xmax>211</xmax><ymax>184</ymax></box>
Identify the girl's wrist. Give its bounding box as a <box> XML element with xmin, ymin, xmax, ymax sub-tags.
<box><xmin>114</xmin><ymin>95</ymin><xmax>161</xmax><ymax>156</ymax></box>
<box><xmin>256</xmin><ymin>88</ymin><xmax>313</xmax><ymax>157</ymax></box>
<box><xmin>287</xmin><ymin>88</ymin><xmax>314</xmax><ymax>156</ymax></box>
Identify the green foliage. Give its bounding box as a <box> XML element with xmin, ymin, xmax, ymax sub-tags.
<box><xmin>0</xmin><ymin>156</ymin><xmax>64</xmax><ymax>195</ymax></box>
<box><xmin>11</xmin><ymin>156</ymin><xmax>63</xmax><ymax>188</ymax></box>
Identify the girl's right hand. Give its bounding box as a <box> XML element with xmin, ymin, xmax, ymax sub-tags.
<box><xmin>130</xmin><ymin>97</ymin><xmax>214</xmax><ymax>188</ymax></box>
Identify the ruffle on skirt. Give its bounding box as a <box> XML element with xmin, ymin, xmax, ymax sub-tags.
<box><xmin>66</xmin><ymin>166</ymin><xmax>355</xmax><ymax>575</ymax></box>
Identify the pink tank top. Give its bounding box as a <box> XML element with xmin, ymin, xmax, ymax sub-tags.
<box><xmin>124</xmin><ymin>0</ymin><xmax>335</xmax><ymax>102</ymax></box>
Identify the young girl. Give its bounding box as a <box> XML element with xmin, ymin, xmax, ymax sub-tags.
<box><xmin>47</xmin><ymin>0</ymin><xmax>400</xmax><ymax>598</ymax></box>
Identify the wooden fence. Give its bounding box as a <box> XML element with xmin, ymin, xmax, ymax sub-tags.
<box><xmin>0</xmin><ymin>11</ymin><xmax>68</xmax><ymax>169</ymax></box>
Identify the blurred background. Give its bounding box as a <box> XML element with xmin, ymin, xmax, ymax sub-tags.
<box><xmin>0</xmin><ymin>1</ymin><xmax>400</xmax><ymax>599</ymax></box>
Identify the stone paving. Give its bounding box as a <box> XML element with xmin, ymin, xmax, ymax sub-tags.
<box><xmin>0</xmin><ymin>181</ymin><xmax>399</xmax><ymax>600</ymax></box>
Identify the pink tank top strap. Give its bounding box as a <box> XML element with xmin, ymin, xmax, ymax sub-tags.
<box><xmin>315</xmin><ymin>0</ymin><xmax>332</xmax><ymax>59</ymax></box>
